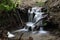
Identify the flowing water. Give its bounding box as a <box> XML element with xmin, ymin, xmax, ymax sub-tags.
<box><xmin>26</xmin><ymin>6</ymin><xmax>47</xmax><ymax>34</ymax></box>
<box><xmin>38</xmin><ymin>27</ymin><xmax>47</xmax><ymax>34</ymax></box>
<box><xmin>7</xmin><ymin>7</ymin><xmax>48</xmax><ymax>38</ymax></box>
<box><xmin>13</xmin><ymin>7</ymin><xmax>47</xmax><ymax>33</ymax></box>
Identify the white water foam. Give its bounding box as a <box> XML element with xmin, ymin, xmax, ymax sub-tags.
<box><xmin>38</xmin><ymin>27</ymin><xmax>47</xmax><ymax>34</ymax></box>
<box><xmin>8</xmin><ymin>32</ymin><xmax>15</xmax><ymax>38</ymax></box>
<box><xmin>26</xmin><ymin>22</ymin><xmax>35</xmax><ymax>31</ymax></box>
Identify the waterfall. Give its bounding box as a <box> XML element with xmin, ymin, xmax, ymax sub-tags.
<box><xmin>28</xmin><ymin>9</ymin><xmax>33</xmax><ymax>22</ymax></box>
<box><xmin>13</xmin><ymin>6</ymin><xmax>48</xmax><ymax>34</ymax></box>
<box><xmin>26</xmin><ymin>6</ymin><xmax>48</xmax><ymax>34</ymax></box>
<box><xmin>27</xmin><ymin>7</ymin><xmax>43</xmax><ymax>30</ymax></box>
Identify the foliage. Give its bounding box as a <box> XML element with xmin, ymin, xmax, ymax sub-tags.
<box><xmin>12</xmin><ymin>0</ymin><xmax>21</xmax><ymax>6</ymax></box>
<box><xmin>0</xmin><ymin>0</ymin><xmax>16</xmax><ymax>11</ymax></box>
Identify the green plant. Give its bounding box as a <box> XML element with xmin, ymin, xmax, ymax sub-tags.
<box><xmin>0</xmin><ymin>0</ymin><xmax>16</xmax><ymax>11</ymax></box>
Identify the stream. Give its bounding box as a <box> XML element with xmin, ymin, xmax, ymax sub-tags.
<box><xmin>8</xmin><ymin>7</ymin><xmax>59</xmax><ymax>40</ymax></box>
<box><xmin>7</xmin><ymin>6</ymin><xmax>49</xmax><ymax>39</ymax></box>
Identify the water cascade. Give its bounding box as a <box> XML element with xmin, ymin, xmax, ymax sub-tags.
<box><xmin>26</xmin><ymin>7</ymin><xmax>48</xmax><ymax>34</ymax></box>
<box><xmin>13</xmin><ymin>6</ymin><xmax>48</xmax><ymax>34</ymax></box>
